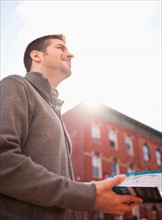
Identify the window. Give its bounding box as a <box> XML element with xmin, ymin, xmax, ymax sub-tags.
<box><xmin>111</xmin><ymin>158</ymin><xmax>119</xmax><ymax>174</ymax></box>
<box><xmin>125</xmin><ymin>135</ymin><xmax>133</xmax><ymax>156</ymax></box>
<box><xmin>91</xmin><ymin>122</ymin><xmax>101</xmax><ymax>139</ymax></box>
<box><xmin>93</xmin><ymin>211</ymin><xmax>104</xmax><ymax>220</ymax></box>
<box><xmin>127</xmin><ymin>164</ymin><xmax>134</xmax><ymax>173</ymax></box>
<box><xmin>92</xmin><ymin>154</ymin><xmax>102</xmax><ymax>178</ymax></box>
<box><xmin>109</xmin><ymin>129</ymin><xmax>118</xmax><ymax>149</ymax></box>
<box><xmin>155</xmin><ymin>149</ymin><xmax>162</xmax><ymax>166</ymax></box>
<box><xmin>143</xmin><ymin>143</ymin><xmax>150</xmax><ymax>161</ymax></box>
<box><xmin>151</xmin><ymin>205</ymin><xmax>158</xmax><ymax>220</ymax></box>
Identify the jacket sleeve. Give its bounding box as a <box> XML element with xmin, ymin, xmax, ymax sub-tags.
<box><xmin>0</xmin><ymin>77</ymin><xmax>96</xmax><ymax>211</ymax></box>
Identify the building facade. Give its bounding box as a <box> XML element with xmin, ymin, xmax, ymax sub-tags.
<box><xmin>63</xmin><ymin>103</ymin><xmax>162</xmax><ymax>220</ymax></box>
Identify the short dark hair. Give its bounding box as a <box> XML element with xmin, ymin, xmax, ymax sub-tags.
<box><xmin>23</xmin><ymin>34</ymin><xmax>65</xmax><ymax>72</ymax></box>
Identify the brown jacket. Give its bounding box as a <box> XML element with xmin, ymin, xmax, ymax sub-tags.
<box><xmin>0</xmin><ymin>72</ymin><xmax>96</xmax><ymax>220</ymax></box>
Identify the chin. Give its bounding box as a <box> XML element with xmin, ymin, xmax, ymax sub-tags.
<box><xmin>65</xmin><ymin>73</ymin><xmax>72</xmax><ymax>79</ymax></box>
<box><xmin>65</xmin><ymin>69</ymin><xmax>72</xmax><ymax>78</ymax></box>
<box><xmin>60</xmin><ymin>66</ymin><xmax>72</xmax><ymax>79</ymax></box>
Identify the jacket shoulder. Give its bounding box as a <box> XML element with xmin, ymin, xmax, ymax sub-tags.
<box><xmin>2</xmin><ymin>74</ymin><xmax>25</xmax><ymax>82</ymax></box>
<box><xmin>1</xmin><ymin>75</ymin><xmax>29</xmax><ymax>88</ymax></box>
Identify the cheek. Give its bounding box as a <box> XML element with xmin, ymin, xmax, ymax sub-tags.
<box><xmin>43</xmin><ymin>53</ymin><xmax>61</xmax><ymax>67</ymax></box>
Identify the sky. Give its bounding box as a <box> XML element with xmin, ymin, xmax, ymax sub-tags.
<box><xmin>1</xmin><ymin>0</ymin><xmax>161</xmax><ymax>132</ymax></box>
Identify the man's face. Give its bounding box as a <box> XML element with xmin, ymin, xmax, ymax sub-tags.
<box><xmin>41</xmin><ymin>39</ymin><xmax>74</xmax><ymax>80</ymax></box>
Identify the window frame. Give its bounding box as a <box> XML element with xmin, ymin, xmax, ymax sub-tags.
<box><xmin>91</xmin><ymin>122</ymin><xmax>101</xmax><ymax>140</ymax></box>
<box><xmin>92</xmin><ymin>153</ymin><xmax>102</xmax><ymax>178</ymax></box>
<box><xmin>155</xmin><ymin>149</ymin><xmax>162</xmax><ymax>166</ymax></box>
<box><xmin>143</xmin><ymin>143</ymin><xmax>150</xmax><ymax>161</ymax></box>
<box><xmin>125</xmin><ymin>135</ymin><xmax>134</xmax><ymax>156</ymax></box>
<box><xmin>109</xmin><ymin>129</ymin><xmax>118</xmax><ymax>149</ymax></box>
<box><xmin>111</xmin><ymin>158</ymin><xmax>119</xmax><ymax>174</ymax></box>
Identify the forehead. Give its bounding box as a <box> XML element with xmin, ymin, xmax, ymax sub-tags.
<box><xmin>48</xmin><ymin>39</ymin><xmax>66</xmax><ymax>47</ymax></box>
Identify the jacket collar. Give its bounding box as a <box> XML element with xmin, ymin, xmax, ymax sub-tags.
<box><xmin>25</xmin><ymin>72</ymin><xmax>54</xmax><ymax>107</ymax></box>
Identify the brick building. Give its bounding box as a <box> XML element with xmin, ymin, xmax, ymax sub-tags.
<box><xmin>63</xmin><ymin>102</ymin><xmax>162</xmax><ymax>220</ymax></box>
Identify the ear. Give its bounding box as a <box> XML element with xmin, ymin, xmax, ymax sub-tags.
<box><xmin>30</xmin><ymin>50</ymin><xmax>42</xmax><ymax>63</ymax></box>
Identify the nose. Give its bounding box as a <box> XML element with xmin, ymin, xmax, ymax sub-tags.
<box><xmin>67</xmin><ymin>50</ymin><xmax>74</xmax><ymax>59</ymax></box>
<box><xmin>68</xmin><ymin>53</ymin><xmax>74</xmax><ymax>59</ymax></box>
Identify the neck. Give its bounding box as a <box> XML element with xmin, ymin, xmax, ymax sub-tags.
<box><xmin>30</xmin><ymin>68</ymin><xmax>62</xmax><ymax>87</ymax></box>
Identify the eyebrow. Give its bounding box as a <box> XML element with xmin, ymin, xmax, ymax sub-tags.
<box><xmin>56</xmin><ymin>43</ymin><xmax>67</xmax><ymax>50</ymax></box>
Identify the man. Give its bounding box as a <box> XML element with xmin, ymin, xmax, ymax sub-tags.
<box><xmin>0</xmin><ymin>34</ymin><xmax>143</xmax><ymax>220</ymax></box>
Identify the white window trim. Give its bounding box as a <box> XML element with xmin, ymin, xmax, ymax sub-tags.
<box><xmin>143</xmin><ymin>143</ymin><xmax>150</xmax><ymax>161</ymax></box>
<box><xmin>109</xmin><ymin>129</ymin><xmax>118</xmax><ymax>149</ymax></box>
<box><xmin>91</xmin><ymin>122</ymin><xmax>101</xmax><ymax>140</ymax></box>
<box><xmin>92</xmin><ymin>153</ymin><xmax>102</xmax><ymax>178</ymax></box>
<box><xmin>156</xmin><ymin>149</ymin><xmax>162</xmax><ymax>166</ymax></box>
<box><xmin>111</xmin><ymin>159</ymin><xmax>120</xmax><ymax>174</ymax></box>
<box><xmin>125</xmin><ymin>135</ymin><xmax>134</xmax><ymax>156</ymax></box>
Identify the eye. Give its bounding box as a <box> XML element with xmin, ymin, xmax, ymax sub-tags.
<box><xmin>57</xmin><ymin>47</ymin><xmax>64</xmax><ymax>51</ymax></box>
<box><xmin>57</xmin><ymin>46</ymin><xmax>65</xmax><ymax>52</ymax></box>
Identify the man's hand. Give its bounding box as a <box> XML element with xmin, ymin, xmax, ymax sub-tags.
<box><xmin>94</xmin><ymin>175</ymin><xmax>143</xmax><ymax>216</ymax></box>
